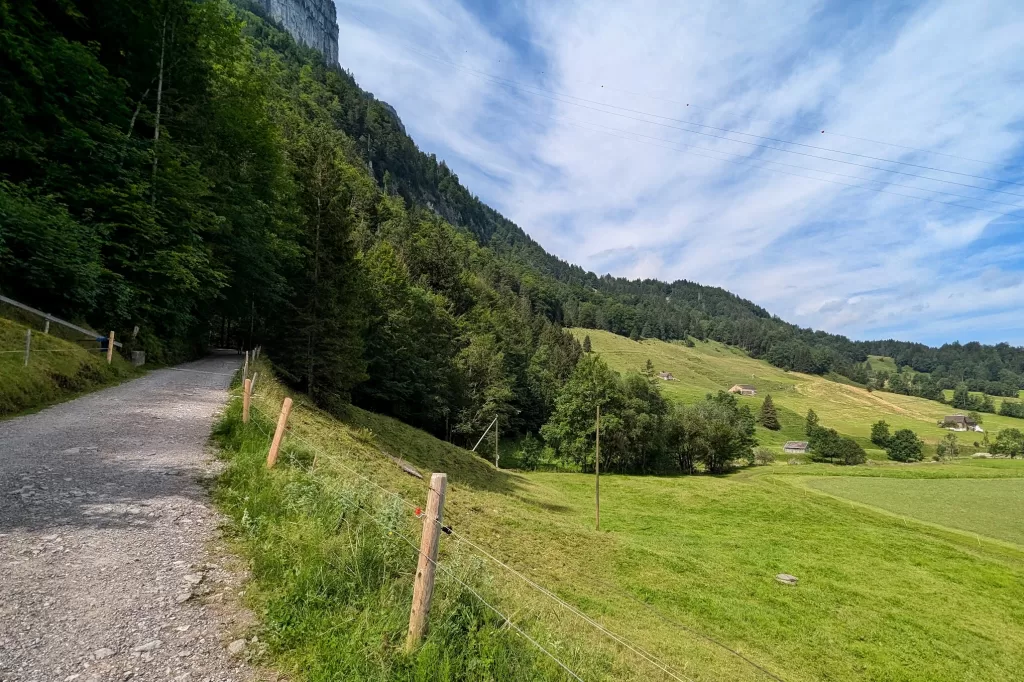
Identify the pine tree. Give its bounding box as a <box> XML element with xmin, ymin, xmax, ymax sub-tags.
<box><xmin>759</xmin><ymin>394</ymin><xmax>780</xmax><ymax>430</ymax></box>
<box><xmin>582</xmin><ymin>335</ymin><xmax>592</xmax><ymax>353</ymax></box>
<box><xmin>806</xmin><ymin>408</ymin><xmax>819</xmax><ymax>437</ymax></box>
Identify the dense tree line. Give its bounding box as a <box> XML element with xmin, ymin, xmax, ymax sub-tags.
<box><xmin>0</xmin><ymin>0</ymin><xmax>578</xmax><ymax>443</ymax></box>
<box><xmin>3</xmin><ymin>0</ymin><xmax>1021</xmax><ymax>455</ymax></box>
<box><xmin>540</xmin><ymin>356</ymin><xmax>757</xmax><ymax>474</ymax></box>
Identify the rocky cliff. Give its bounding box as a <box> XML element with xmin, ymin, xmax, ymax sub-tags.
<box><xmin>261</xmin><ymin>0</ymin><xmax>339</xmax><ymax>66</ymax></box>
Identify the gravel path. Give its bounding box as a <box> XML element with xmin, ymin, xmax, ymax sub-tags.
<box><xmin>0</xmin><ymin>354</ymin><xmax>261</xmax><ymax>682</ymax></box>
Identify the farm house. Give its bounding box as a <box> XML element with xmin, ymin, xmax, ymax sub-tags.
<box><xmin>729</xmin><ymin>384</ymin><xmax>757</xmax><ymax>396</ymax></box>
<box><xmin>784</xmin><ymin>441</ymin><xmax>809</xmax><ymax>454</ymax></box>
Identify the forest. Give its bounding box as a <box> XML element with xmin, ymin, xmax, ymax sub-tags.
<box><xmin>2</xmin><ymin>0</ymin><xmax>1022</xmax><ymax>464</ymax></box>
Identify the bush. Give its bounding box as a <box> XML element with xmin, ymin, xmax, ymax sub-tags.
<box><xmin>753</xmin><ymin>447</ymin><xmax>776</xmax><ymax>466</ymax></box>
<box><xmin>870</xmin><ymin>420</ymin><xmax>891</xmax><ymax>447</ymax></box>
<box><xmin>886</xmin><ymin>429</ymin><xmax>924</xmax><ymax>462</ymax></box>
<box><xmin>517</xmin><ymin>433</ymin><xmax>542</xmax><ymax>470</ymax></box>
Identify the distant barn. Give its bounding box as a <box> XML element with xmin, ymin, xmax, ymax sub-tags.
<box><xmin>658</xmin><ymin>371</ymin><xmax>676</xmax><ymax>381</ymax></box>
<box><xmin>729</xmin><ymin>384</ymin><xmax>757</xmax><ymax>396</ymax></box>
<box><xmin>784</xmin><ymin>441</ymin><xmax>809</xmax><ymax>454</ymax></box>
<box><xmin>941</xmin><ymin>414</ymin><xmax>983</xmax><ymax>432</ymax></box>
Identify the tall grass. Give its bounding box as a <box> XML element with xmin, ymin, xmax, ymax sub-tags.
<box><xmin>212</xmin><ymin>400</ymin><xmax>594</xmax><ymax>681</ymax></box>
<box><xmin>0</xmin><ymin>316</ymin><xmax>137</xmax><ymax>417</ymax></box>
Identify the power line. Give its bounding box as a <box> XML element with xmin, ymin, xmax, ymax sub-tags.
<box><xmin>544</xmin><ymin>110</ymin><xmax>1024</xmax><ymax>214</ymax></box>
<box><xmin>820</xmin><ymin>130</ymin><xmax>1012</xmax><ymax>169</ymax></box>
<box><xmin>344</xmin><ymin>17</ymin><xmax>1024</xmax><ymax>196</ymax></box>
<box><xmin>338</xmin><ymin>5</ymin><xmax>1018</xmax><ymax>175</ymax></box>
<box><xmin>398</xmin><ymin>46</ymin><xmax>1024</xmax><ymax>201</ymax></box>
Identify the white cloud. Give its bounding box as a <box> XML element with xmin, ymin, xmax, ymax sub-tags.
<box><xmin>336</xmin><ymin>0</ymin><xmax>1024</xmax><ymax>345</ymax></box>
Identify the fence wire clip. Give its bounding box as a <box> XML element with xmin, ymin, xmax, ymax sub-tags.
<box><xmin>441</xmin><ymin>525</ymin><xmax>452</xmax><ymax>535</ymax></box>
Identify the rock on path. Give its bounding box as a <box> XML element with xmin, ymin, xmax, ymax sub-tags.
<box><xmin>0</xmin><ymin>354</ymin><xmax>261</xmax><ymax>682</ymax></box>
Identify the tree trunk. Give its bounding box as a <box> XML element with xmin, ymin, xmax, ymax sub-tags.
<box><xmin>151</xmin><ymin>15</ymin><xmax>168</xmax><ymax>206</ymax></box>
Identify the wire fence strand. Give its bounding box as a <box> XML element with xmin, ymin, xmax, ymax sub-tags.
<box><xmin>246</xmin><ymin>399</ymin><xmax>698</xmax><ymax>682</ymax></box>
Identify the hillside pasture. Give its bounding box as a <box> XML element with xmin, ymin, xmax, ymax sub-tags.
<box><xmin>807</xmin><ymin>473</ymin><xmax>1024</xmax><ymax>546</ymax></box>
<box><xmin>572</xmin><ymin>329</ymin><xmax>1024</xmax><ymax>452</ymax></box>
<box><xmin>230</xmin><ymin>363</ymin><xmax>1024</xmax><ymax>682</ymax></box>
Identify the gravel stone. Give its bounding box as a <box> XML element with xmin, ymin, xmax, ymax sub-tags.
<box><xmin>0</xmin><ymin>354</ymin><xmax>260</xmax><ymax>681</ymax></box>
<box><xmin>228</xmin><ymin>639</ymin><xmax>247</xmax><ymax>656</ymax></box>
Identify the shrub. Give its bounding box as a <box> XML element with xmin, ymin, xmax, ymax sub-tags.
<box><xmin>754</xmin><ymin>447</ymin><xmax>776</xmax><ymax>466</ymax></box>
<box><xmin>886</xmin><ymin>429</ymin><xmax>924</xmax><ymax>462</ymax></box>
<box><xmin>870</xmin><ymin>420</ymin><xmax>891</xmax><ymax>447</ymax></box>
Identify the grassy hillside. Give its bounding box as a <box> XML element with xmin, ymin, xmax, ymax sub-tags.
<box><xmin>573</xmin><ymin>329</ymin><xmax>1024</xmax><ymax>454</ymax></box>
<box><xmin>0</xmin><ymin>317</ymin><xmax>138</xmax><ymax>417</ymax></box>
<box><xmin>222</xmin><ymin>359</ymin><xmax>1024</xmax><ymax>682</ymax></box>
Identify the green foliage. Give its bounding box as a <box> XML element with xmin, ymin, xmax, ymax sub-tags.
<box><xmin>999</xmin><ymin>400</ymin><xmax>1024</xmax><ymax>419</ymax></box>
<box><xmin>809</xmin><ymin>427</ymin><xmax>863</xmax><ymax>465</ymax></box>
<box><xmin>935</xmin><ymin>433</ymin><xmax>960</xmax><ymax>461</ymax></box>
<box><xmin>0</xmin><ymin>317</ymin><xmax>137</xmax><ymax>416</ymax></box>
<box><xmin>886</xmin><ymin>429</ymin><xmax>925</xmax><ymax>462</ymax></box>
<box><xmin>758</xmin><ymin>394</ymin><xmax>780</xmax><ymax>430</ymax></box>
<box><xmin>516</xmin><ymin>432</ymin><xmax>543</xmax><ymax>470</ymax></box>
<box><xmin>753</xmin><ymin>446</ymin><xmax>776</xmax><ymax>466</ymax></box>
<box><xmin>993</xmin><ymin>429</ymin><xmax>1024</xmax><ymax>459</ymax></box>
<box><xmin>871</xmin><ymin>420</ymin><xmax>891</xmax><ymax>447</ymax></box>
<box><xmin>582</xmin><ymin>334</ymin><xmax>591</xmax><ymax>353</ymax></box>
<box><xmin>665</xmin><ymin>392</ymin><xmax>756</xmax><ymax>474</ymax></box>
<box><xmin>806</xmin><ymin>408</ymin><xmax>819</xmax><ymax>437</ymax></box>
<box><xmin>211</xmin><ymin>400</ymin><xmax>580</xmax><ymax>681</ymax></box>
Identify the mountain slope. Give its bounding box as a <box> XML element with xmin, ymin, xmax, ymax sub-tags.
<box><xmin>576</xmin><ymin>328</ymin><xmax>1024</xmax><ymax>453</ymax></box>
<box><xmin>239</xmin><ymin>4</ymin><xmax>1024</xmax><ymax>395</ymax></box>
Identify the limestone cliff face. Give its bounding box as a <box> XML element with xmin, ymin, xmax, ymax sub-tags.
<box><xmin>261</xmin><ymin>0</ymin><xmax>339</xmax><ymax>66</ymax></box>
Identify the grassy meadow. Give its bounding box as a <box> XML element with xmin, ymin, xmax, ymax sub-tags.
<box><xmin>572</xmin><ymin>329</ymin><xmax>1024</xmax><ymax>454</ymax></box>
<box><xmin>0</xmin><ymin>316</ymin><xmax>139</xmax><ymax>417</ymax></box>
<box><xmin>807</xmin><ymin>475</ymin><xmax>1024</xmax><ymax>546</ymax></box>
<box><xmin>223</xmin><ymin>360</ymin><xmax>1024</xmax><ymax>682</ymax></box>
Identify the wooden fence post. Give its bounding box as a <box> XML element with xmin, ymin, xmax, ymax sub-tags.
<box><xmin>250</xmin><ymin>372</ymin><xmax>258</xmax><ymax>395</ymax></box>
<box><xmin>44</xmin><ymin>319</ymin><xmax>50</xmax><ymax>335</ymax></box>
<box><xmin>243</xmin><ymin>350</ymin><xmax>249</xmax><ymax>381</ymax></box>
<box><xmin>595</xmin><ymin>404</ymin><xmax>601</xmax><ymax>531</ymax></box>
<box><xmin>24</xmin><ymin>329</ymin><xmax>31</xmax><ymax>367</ymax></box>
<box><xmin>266</xmin><ymin>397</ymin><xmax>293</xmax><ymax>468</ymax></box>
<box><xmin>106</xmin><ymin>331</ymin><xmax>115</xmax><ymax>364</ymax></box>
<box><xmin>406</xmin><ymin>472</ymin><xmax>448</xmax><ymax>652</ymax></box>
<box><xmin>242</xmin><ymin>378</ymin><xmax>252</xmax><ymax>424</ymax></box>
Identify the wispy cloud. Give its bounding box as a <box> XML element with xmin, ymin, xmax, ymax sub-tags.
<box><xmin>335</xmin><ymin>0</ymin><xmax>1024</xmax><ymax>345</ymax></box>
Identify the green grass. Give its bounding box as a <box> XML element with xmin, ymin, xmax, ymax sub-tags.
<box><xmin>573</xmin><ymin>329</ymin><xmax>1024</xmax><ymax>454</ymax></box>
<box><xmin>942</xmin><ymin>388</ymin><xmax>1024</xmax><ymax>414</ymax></box>
<box><xmin>806</xmin><ymin>475</ymin><xmax>1024</xmax><ymax>546</ymax></box>
<box><xmin>224</xmin><ymin>362</ymin><xmax>1024</xmax><ymax>682</ymax></box>
<box><xmin>0</xmin><ymin>316</ymin><xmax>139</xmax><ymax>417</ymax></box>
<box><xmin>865</xmin><ymin>355</ymin><xmax>899</xmax><ymax>375</ymax></box>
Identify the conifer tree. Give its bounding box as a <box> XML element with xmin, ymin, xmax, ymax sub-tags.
<box><xmin>583</xmin><ymin>335</ymin><xmax>592</xmax><ymax>353</ymax></box>
<box><xmin>759</xmin><ymin>394</ymin><xmax>780</xmax><ymax>430</ymax></box>
<box><xmin>806</xmin><ymin>408</ymin><xmax>819</xmax><ymax>437</ymax></box>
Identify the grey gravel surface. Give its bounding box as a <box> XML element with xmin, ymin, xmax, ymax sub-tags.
<box><xmin>0</xmin><ymin>354</ymin><xmax>261</xmax><ymax>682</ymax></box>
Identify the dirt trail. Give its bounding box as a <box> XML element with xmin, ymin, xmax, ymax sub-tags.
<box><xmin>0</xmin><ymin>354</ymin><xmax>260</xmax><ymax>682</ymax></box>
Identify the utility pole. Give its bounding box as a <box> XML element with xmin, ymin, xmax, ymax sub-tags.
<box><xmin>595</xmin><ymin>404</ymin><xmax>601</xmax><ymax>531</ymax></box>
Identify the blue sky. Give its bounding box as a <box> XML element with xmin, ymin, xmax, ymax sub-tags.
<box><xmin>332</xmin><ymin>0</ymin><xmax>1024</xmax><ymax>346</ymax></box>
